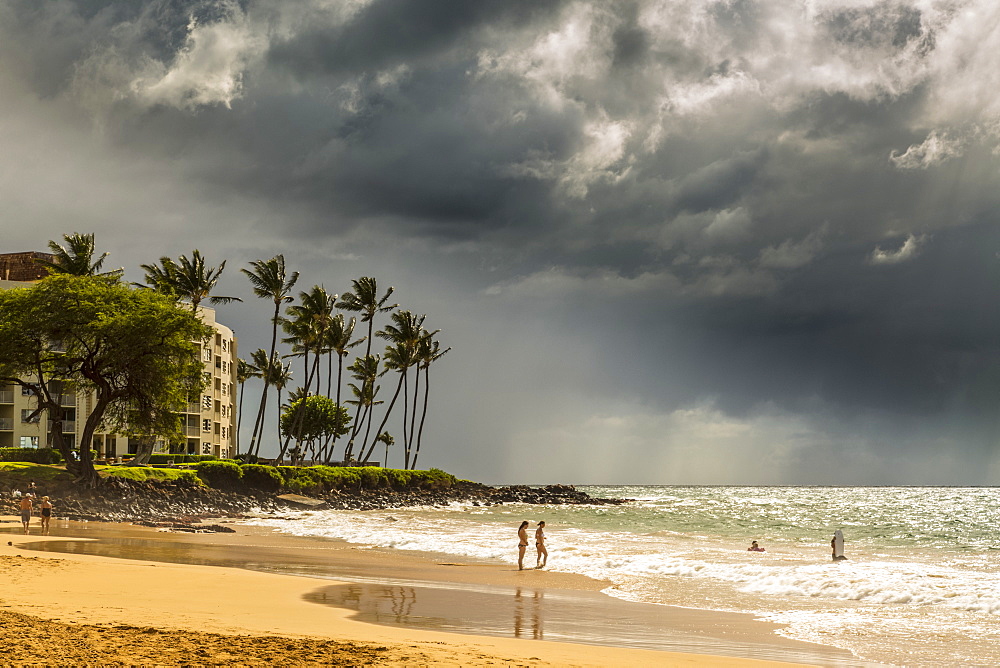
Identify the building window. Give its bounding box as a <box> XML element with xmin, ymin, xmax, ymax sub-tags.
<box><xmin>21</xmin><ymin>384</ymin><xmax>37</xmax><ymax>396</ymax></box>
<box><xmin>20</xmin><ymin>409</ymin><xmax>40</xmax><ymax>423</ymax></box>
<box><xmin>203</xmin><ymin>395</ymin><xmax>212</xmax><ymax>410</ymax></box>
<box><xmin>202</xmin><ymin>442</ymin><xmax>212</xmax><ymax>455</ymax></box>
<box><xmin>202</xmin><ymin>419</ymin><xmax>211</xmax><ymax>433</ymax></box>
<box><xmin>221</xmin><ymin>426</ymin><xmax>228</xmax><ymax>440</ymax></box>
<box><xmin>202</xmin><ymin>347</ymin><xmax>212</xmax><ymax>363</ymax></box>
<box><xmin>19</xmin><ymin>436</ymin><xmax>39</xmax><ymax>448</ymax></box>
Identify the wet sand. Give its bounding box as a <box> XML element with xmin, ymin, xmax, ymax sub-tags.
<box><xmin>0</xmin><ymin>516</ymin><xmax>858</xmax><ymax>666</ymax></box>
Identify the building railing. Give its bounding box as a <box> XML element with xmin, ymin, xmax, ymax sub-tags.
<box><xmin>186</xmin><ymin>426</ymin><xmax>200</xmax><ymax>436</ymax></box>
<box><xmin>0</xmin><ymin>390</ymin><xmax>13</xmax><ymax>404</ymax></box>
<box><xmin>46</xmin><ymin>420</ymin><xmax>76</xmax><ymax>433</ymax></box>
<box><xmin>0</xmin><ymin>417</ymin><xmax>13</xmax><ymax>430</ymax></box>
<box><xmin>59</xmin><ymin>394</ymin><xmax>76</xmax><ymax>406</ymax></box>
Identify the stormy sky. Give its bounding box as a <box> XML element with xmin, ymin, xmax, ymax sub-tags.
<box><xmin>3</xmin><ymin>0</ymin><xmax>1000</xmax><ymax>484</ymax></box>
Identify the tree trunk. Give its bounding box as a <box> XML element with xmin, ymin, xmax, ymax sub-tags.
<box><xmin>131</xmin><ymin>434</ymin><xmax>157</xmax><ymax>466</ymax></box>
<box><xmin>235</xmin><ymin>379</ymin><xmax>246</xmax><ymax>456</ymax></box>
<box><xmin>411</xmin><ymin>366</ymin><xmax>432</xmax><ymax>471</ymax></box>
<box><xmin>276</xmin><ymin>351</ymin><xmax>319</xmax><ymax>464</ymax></box>
<box><xmin>360</xmin><ymin>372</ymin><xmax>404</xmax><ymax>465</ymax></box>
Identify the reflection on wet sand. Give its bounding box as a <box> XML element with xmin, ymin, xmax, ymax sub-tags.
<box><xmin>513</xmin><ymin>588</ymin><xmax>542</xmax><ymax>640</ymax></box>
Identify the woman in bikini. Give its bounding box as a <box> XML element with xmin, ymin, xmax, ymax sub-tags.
<box><xmin>535</xmin><ymin>521</ymin><xmax>547</xmax><ymax>568</ymax></box>
<box><xmin>39</xmin><ymin>496</ymin><xmax>53</xmax><ymax>534</ymax></box>
<box><xmin>517</xmin><ymin>521</ymin><xmax>530</xmax><ymax>570</ymax></box>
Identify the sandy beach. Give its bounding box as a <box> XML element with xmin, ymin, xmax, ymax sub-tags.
<box><xmin>0</xmin><ymin>516</ymin><xmax>855</xmax><ymax>666</ymax></box>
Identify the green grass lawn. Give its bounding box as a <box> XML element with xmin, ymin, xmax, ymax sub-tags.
<box><xmin>0</xmin><ymin>462</ymin><xmax>200</xmax><ymax>485</ymax></box>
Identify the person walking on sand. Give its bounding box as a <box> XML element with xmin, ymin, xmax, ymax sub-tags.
<box><xmin>19</xmin><ymin>494</ymin><xmax>32</xmax><ymax>534</ymax></box>
<box><xmin>831</xmin><ymin>529</ymin><xmax>847</xmax><ymax>561</ymax></box>
<box><xmin>517</xmin><ymin>521</ymin><xmax>530</xmax><ymax>570</ymax></box>
<box><xmin>39</xmin><ymin>496</ymin><xmax>53</xmax><ymax>534</ymax></box>
<box><xmin>535</xmin><ymin>521</ymin><xmax>548</xmax><ymax>568</ymax></box>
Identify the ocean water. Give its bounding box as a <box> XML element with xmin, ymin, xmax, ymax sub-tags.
<box><xmin>242</xmin><ymin>486</ymin><xmax>1000</xmax><ymax>666</ymax></box>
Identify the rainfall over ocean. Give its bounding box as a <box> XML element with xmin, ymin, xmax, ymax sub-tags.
<box><xmin>244</xmin><ymin>486</ymin><xmax>1000</xmax><ymax>667</ymax></box>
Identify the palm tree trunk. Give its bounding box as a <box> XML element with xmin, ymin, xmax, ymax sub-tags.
<box><xmin>276</xmin><ymin>351</ymin><xmax>320</xmax><ymax>464</ymax></box>
<box><xmin>360</xmin><ymin>372</ymin><xmax>404</xmax><ymax>464</ymax></box>
<box><xmin>250</xmin><ymin>300</ymin><xmax>282</xmax><ymax>453</ymax></box>
<box><xmin>249</xmin><ymin>389</ymin><xmax>268</xmax><ymax>458</ymax></box>
<box><xmin>411</xmin><ymin>366</ymin><xmax>432</xmax><ymax>471</ymax></box>
<box><xmin>409</xmin><ymin>365</ymin><xmax>420</xmax><ymax>457</ymax></box>
<box><xmin>236</xmin><ymin>380</ymin><xmax>246</xmax><ymax>455</ymax></box>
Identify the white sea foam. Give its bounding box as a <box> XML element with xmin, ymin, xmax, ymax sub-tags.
<box><xmin>241</xmin><ymin>486</ymin><xmax>1000</xmax><ymax>666</ymax></box>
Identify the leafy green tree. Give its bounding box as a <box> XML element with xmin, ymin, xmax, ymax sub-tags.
<box><xmin>0</xmin><ymin>274</ymin><xmax>208</xmax><ymax>486</ymax></box>
<box><xmin>36</xmin><ymin>233</ymin><xmax>123</xmax><ymax>278</ymax></box>
<box><xmin>279</xmin><ymin>395</ymin><xmax>350</xmax><ymax>464</ymax></box>
<box><xmin>240</xmin><ymin>255</ymin><xmax>298</xmax><ymax>453</ymax></box>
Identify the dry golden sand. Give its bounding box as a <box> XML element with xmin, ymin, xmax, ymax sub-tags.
<box><xmin>0</xmin><ymin>520</ymin><xmax>826</xmax><ymax>667</ymax></box>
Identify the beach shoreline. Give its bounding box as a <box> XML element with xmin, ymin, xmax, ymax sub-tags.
<box><xmin>0</xmin><ymin>515</ymin><xmax>858</xmax><ymax>666</ymax></box>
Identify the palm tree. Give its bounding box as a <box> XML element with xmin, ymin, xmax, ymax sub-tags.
<box><xmin>37</xmin><ymin>233</ymin><xmax>123</xmax><ymax>278</ymax></box>
<box><xmin>279</xmin><ymin>286</ymin><xmax>337</xmax><ymax>457</ymax></box>
<box><xmin>360</xmin><ymin>310</ymin><xmax>428</xmax><ymax>466</ymax></box>
<box><xmin>343</xmin><ymin>354</ymin><xmax>380</xmax><ymax>462</ymax></box>
<box><xmin>140</xmin><ymin>250</ymin><xmax>241</xmax><ymax>312</ymax></box>
<box><xmin>360</xmin><ymin>338</ymin><xmax>422</xmax><ymax>467</ymax></box>
<box><xmin>317</xmin><ymin>314</ymin><xmax>363</xmax><ymax>463</ymax></box>
<box><xmin>271</xmin><ymin>355</ymin><xmax>293</xmax><ymax>455</ymax></box>
<box><xmin>376</xmin><ymin>431</ymin><xmax>394</xmax><ymax>469</ymax></box>
<box><xmin>345</xmin><ymin>378</ymin><xmax>383</xmax><ymax>462</ymax></box>
<box><xmin>246</xmin><ymin>348</ymin><xmax>273</xmax><ymax>458</ymax></box>
<box><xmin>411</xmin><ymin>336</ymin><xmax>451</xmax><ymax>470</ymax></box>
<box><xmin>235</xmin><ymin>357</ymin><xmax>260</xmax><ymax>456</ymax></box>
<box><xmin>241</xmin><ymin>255</ymin><xmax>299</xmax><ymax>454</ymax></box>
<box><xmin>336</xmin><ymin>277</ymin><xmax>397</xmax><ymax>359</ymax></box>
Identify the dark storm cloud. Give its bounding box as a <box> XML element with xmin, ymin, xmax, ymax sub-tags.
<box><xmin>268</xmin><ymin>0</ymin><xmax>567</xmax><ymax>78</ymax></box>
<box><xmin>5</xmin><ymin>0</ymin><xmax>1000</xmax><ymax>482</ymax></box>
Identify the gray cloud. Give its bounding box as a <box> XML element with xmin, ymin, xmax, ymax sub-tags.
<box><xmin>4</xmin><ymin>0</ymin><xmax>1000</xmax><ymax>483</ymax></box>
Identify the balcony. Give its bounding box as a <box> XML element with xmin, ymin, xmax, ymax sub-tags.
<box><xmin>0</xmin><ymin>417</ymin><xmax>13</xmax><ymax>430</ymax></box>
<box><xmin>0</xmin><ymin>390</ymin><xmax>13</xmax><ymax>404</ymax></box>
<box><xmin>186</xmin><ymin>426</ymin><xmax>200</xmax><ymax>437</ymax></box>
<box><xmin>59</xmin><ymin>394</ymin><xmax>76</xmax><ymax>406</ymax></box>
<box><xmin>47</xmin><ymin>420</ymin><xmax>76</xmax><ymax>433</ymax></box>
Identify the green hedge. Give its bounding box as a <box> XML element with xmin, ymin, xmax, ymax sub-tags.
<box><xmin>0</xmin><ymin>448</ymin><xmax>63</xmax><ymax>464</ymax></box>
<box><xmin>279</xmin><ymin>465</ymin><xmax>458</xmax><ymax>495</ymax></box>
<box><xmin>147</xmin><ymin>454</ymin><xmax>217</xmax><ymax>465</ymax></box>
<box><xmin>195</xmin><ymin>460</ymin><xmax>243</xmax><ymax>489</ymax></box>
<box><xmin>193</xmin><ymin>461</ymin><xmax>458</xmax><ymax>495</ymax></box>
<box><xmin>241</xmin><ymin>464</ymin><xmax>283</xmax><ymax>492</ymax></box>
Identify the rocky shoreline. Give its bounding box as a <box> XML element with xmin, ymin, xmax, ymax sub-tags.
<box><xmin>1</xmin><ymin>476</ymin><xmax>626</xmax><ymax>530</ymax></box>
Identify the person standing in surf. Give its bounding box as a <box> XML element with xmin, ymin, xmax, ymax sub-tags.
<box><xmin>831</xmin><ymin>529</ymin><xmax>847</xmax><ymax>561</ymax></box>
<box><xmin>535</xmin><ymin>521</ymin><xmax>548</xmax><ymax>568</ymax></box>
<box><xmin>517</xmin><ymin>521</ymin><xmax>530</xmax><ymax>570</ymax></box>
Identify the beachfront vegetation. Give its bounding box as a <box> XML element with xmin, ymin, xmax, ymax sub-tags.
<box><xmin>0</xmin><ymin>273</ymin><xmax>210</xmax><ymax>487</ymax></box>
<box><xmin>0</xmin><ymin>448</ymin><xmax>63</xmax><ymax>464</ymax></box>
<box><xmin>195</xmin><ymin>461</ymin><xmax>243</xmax><ymax>489</ymax></box>
<box><xmin>4</xmin><ymin>234</ymin><xmax>452</xmax><ymax>483</ymax></box>
<box><xmin>0</xmin><ymin>462</ymin><xmax>69</xmax><ymax>481</ymax></box>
